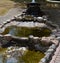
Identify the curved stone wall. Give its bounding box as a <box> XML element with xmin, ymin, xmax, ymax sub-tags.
<box><xmin>0</xmin><ymin>14</ymin><xmax>59</xmax><ymax>63</ymax></box>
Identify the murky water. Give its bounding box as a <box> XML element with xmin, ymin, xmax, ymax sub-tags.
<box><xmin>1</xmin><ymin>26</ymin><xmax>51</xmax><ymax>37</ymax></box>
<box><xmin>0</xmin><ymin>48</ymin><xmax>45</xmax><ymax>63</ymax></box>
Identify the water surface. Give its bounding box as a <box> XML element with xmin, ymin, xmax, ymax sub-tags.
<box><xmin>1</xmin><ymin>26</ymin><xmax>52</xmax><ymax>37</ymax></box>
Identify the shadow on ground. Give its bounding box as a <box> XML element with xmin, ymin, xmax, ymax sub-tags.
<box><xmin>11</xmin><ymin>0</ymin><xmax>31</xmax><ymax>2</ymax></box>
<box><xmin>10</xmin><ymin>0</ymin><xmax>42</xmax><ymax>3</ymax></box>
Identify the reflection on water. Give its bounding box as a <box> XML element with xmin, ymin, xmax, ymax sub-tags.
<box><xmin>0</xmin><ymin>57</ymin><xmax>18</xmax><ymax>63</ymax></box>
<box><xmin>6</xmin><ymin>57</ymin><xmax>18</xmax><ymax>63</ymax></box>
<box><xmin>9</xmin><ymin>28</ymin><xmax>17</xmax><ymax>35</ymax></box>
<box><xmin>0</xmin><ymin>55</ymin><xmax>18</xmax><ymax>63</ymax></box>
<box><xmin>0</xmin><ymin>48</ymin><xmax>18</xmax><ymax>63</ymax></box>
<box><xmin>1</xmin><ymin>26</ymin><xmax>51</xmax><ymax>37</ymax></box>
<box><xmin>0</xmin><ymin>47</ymin><xmax>45</xmax><ymax>63</ymax></box>
<box><xmin>0</xmin><ymin>53</ymin><xmax>19</xmax><ymax>63</ymax></box>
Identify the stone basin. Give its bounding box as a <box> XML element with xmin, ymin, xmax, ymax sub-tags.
<box><xmin>0</xmin><ymin>19</ymin><xmax>53</xmax><ymax>37</ymax></box>
<box><xmin>0</xmin><ymin>20</ymin><xmax>55</xmax><ymax>63</ymax></box>
<box><xmin>0</xmin><ymin>47</ymin><xmax>45</xmax><ymax>63</ymax></box>
<box><xmin>0</xmin><ymin>13</ymin><xmax>59</xmax><ymax>63</ymax></box>
<box><xmin>0</xmin><ymin>0</ymin><xmax>59</xmax><ymax>62</ymax></box>
<box><xmin>1</xmin><ymin>25</ymin><xmax>51</xmax><ymax>37</ymax></box>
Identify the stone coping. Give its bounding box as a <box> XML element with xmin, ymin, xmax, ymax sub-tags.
<box><xmin>0</xmin><ymin>34</ymin><xmax>59</xmax><ymax>63</ymax></box>
<box><xmin>0</xmin><ymin>15</ymin><xmax>59</xmax><ymax>29</ymax></box>
<box><xmin>39</xmin><ymin>43</ymin><xmax>59</xmax><ymax>63</ymax></box>
<box><xmin>0</xmin><ymin>14</ymin><xmax>59</xmax><ymax>63</ymax></box>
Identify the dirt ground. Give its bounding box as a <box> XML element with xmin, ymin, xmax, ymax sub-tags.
<box><xmin>0</xmin><ymin>0</ymin><xmax>15</xmax><ymax>15</ymax></box>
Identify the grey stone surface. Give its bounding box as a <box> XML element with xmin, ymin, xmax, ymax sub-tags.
<box><xmin>49</xmin><ymin>44</ymin><xmax>56</xmax><ymax>49</ymax></box>
<box><xmin>40</xmin><ymin>58</ymin><xmax>47</xmax><ymax>63</ymax></box>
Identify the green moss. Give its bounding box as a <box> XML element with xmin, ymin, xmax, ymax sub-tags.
<box><xmin>1</xmin><ymin>26</ymin><xmax>52</xmax><ymax>37</ymax></box>
<box><xmin>21</xmin><ymin>50</ymin><xmax>45</xmax><ymax>63</ymax></box>
<box><xmin>2</xmin><ymin>27</ymin><xmax>10</xmax><ymax>35</ymax></box>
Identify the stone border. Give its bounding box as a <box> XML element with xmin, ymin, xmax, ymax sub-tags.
<box><xmin>39</xmin><ymin>43</ymin><xmax>59</xmax><ymax>63</ymax></box>
<box><xmin>0</xmin><ymin>34</ymin><xmax>59</xmax><ymax>63</ymax></box>
<box><xmin>0</xmin><ymin>15</ymin><xmax>60</xmax><ymax>63</ymax></box>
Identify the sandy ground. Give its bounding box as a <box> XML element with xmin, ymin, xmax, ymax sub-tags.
<box><xmin>0</xmin><ymin>0</ymin><xmax>15</xmax><ymax>15</ymax></box>
<box><xmin>0</xmin><ymin>8</ymin><xmax>24</xmax><ymax>24</ymax></box>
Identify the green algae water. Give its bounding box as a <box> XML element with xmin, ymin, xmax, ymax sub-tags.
<box><xmin>1</xmin><ymin>26</ymin><xmax>51</xmax><ymax>37</ymax></box>
<box><xmin>21</xmin><ymin>50</ymin><xmax>45</xmax><ymax>63</ymax></box>
<box><xmin>0</xmin><ymin>48</ymin><xmax>7</xmax><ymax>54</ymax></box>
<box><xmin>0</xmin><ymin>48</ymin><xmax>45</xmax><ymax>63</ymax></box>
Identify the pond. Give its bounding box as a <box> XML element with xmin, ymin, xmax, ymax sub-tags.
<box><xmin>0</xmin><ymin>48</ymin><xmax>45</xmax><ymax>63</ymax></box>
<box><xmin>21</xmin><ymin>50</ymin><xmax>45</xmax><ymax>63</ymax></box>
<box><xmin>1</xmin><ymin>26</ymin><xmax>52</xmax><ymax>37</ymax></box>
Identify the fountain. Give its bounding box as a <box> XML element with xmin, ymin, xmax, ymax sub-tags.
<box><xmin>0</xmin><ymin>0</ymin><xmax>59</xmax><ymax>63</ymax></box>
<box><xmin>26</xmin><ymin>0</ymin><xmax>45</xmax><ymax>17</ymax></box>
<box><xmin>32</xmin><ymin>0</ymin><xmax>35</xmax><ymax>3</ymax></box>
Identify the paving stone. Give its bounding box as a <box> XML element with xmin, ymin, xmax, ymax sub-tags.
<box><xmin>49</xmin><ymin>44</ymin><xmax>60</xmax><ymax>63</ymax></box>
<box><xmin>55</xmin><ymin>58</ymin><xmax>60</xmax><ymax>61</ymax></box>
<box><xmin>54</xmin><ymin>61</ymin><xmax>60</xmax><ymax>63</ymax></box>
